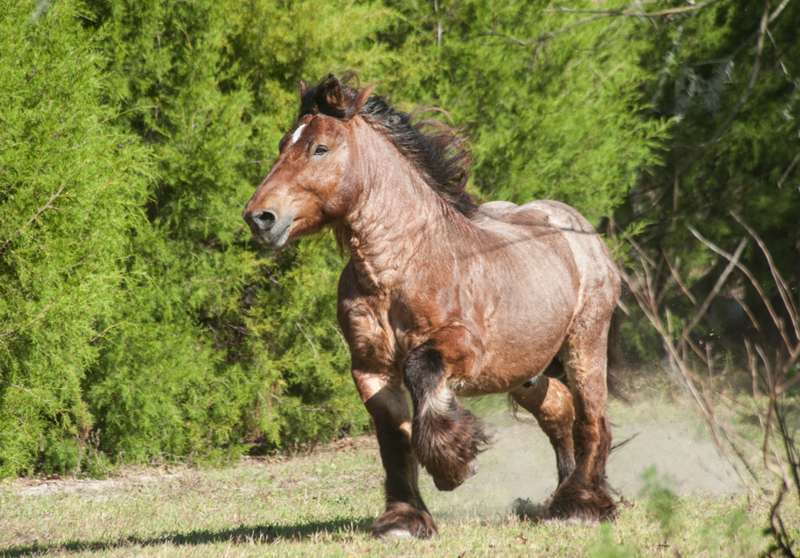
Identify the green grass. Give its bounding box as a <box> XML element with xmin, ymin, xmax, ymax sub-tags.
<box><xmin>2</xmin><ymin>424</ymin><xmax>796</xmax><ymax>558</ymax></box>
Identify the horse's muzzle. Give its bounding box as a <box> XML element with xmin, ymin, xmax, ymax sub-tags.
<box><xmin>242</xmin><ymin>209</ymin><xmax>293</xmax><ymax>247</ymax></box>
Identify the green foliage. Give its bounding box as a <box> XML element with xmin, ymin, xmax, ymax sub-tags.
<box><xmin>80</xmin><ymin>0</ymin><xmax>266</xmax><ymax>464</ymax></box>
<box><xmin>77</xmin><ymin>0</ymin><xmax>386</xmax><ymax>466</ymax></box>
<box><xmin>626</xmin><ymin>0</ymin><xmax>800</xmax><ymax>343</ymax></box>
<box><xmin>2</xmin><ymin>0</ymin><xmax>796</xmax><ymax>477</ymax></box>
<box><xmin>386</xmin><ymin>0</ymin><xmax>667</xmax><ymax>223</ymax></box>
<box><xmin>0</xmin><ymin>0</ymin><xmax>388</xmax><ymax>475</ymax></box>
<box><xmin>0</xmin><ymin>0</ymin><xmax>150</xmax><ymax>476</ymax></box>
<box><xmin>246</xmin><ymin>236</ymin><xmax>369</xmax><ymax>447</ymax></box>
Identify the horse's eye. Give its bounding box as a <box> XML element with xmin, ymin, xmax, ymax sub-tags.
<box><xmin>313</xmin><ymin>145</ymin><xmax>329</xmax><ymax>157</ymax></box>
<box><xmin>278</xmin><ymin>137</ymin><xmax>287</xmax><ymax>152</ymax></box>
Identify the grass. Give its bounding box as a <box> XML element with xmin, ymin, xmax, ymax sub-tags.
<box><xmin>1</xmin><ymin>401</ymin><xmax>797</xmax><ymax>557</ymax></box>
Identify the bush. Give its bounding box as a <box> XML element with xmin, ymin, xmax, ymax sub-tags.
<box><xmin>0</xmin><ymin>0</ymin><xmax>150</xmax><ymax>476</ymax></box>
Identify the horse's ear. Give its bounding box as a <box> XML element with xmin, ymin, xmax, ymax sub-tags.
<box><xmin>354</xmin><ymin>83</ymin><xmax>377</xmax><ymax>112</ymax></box>
<box><xmin>325</xmin><ymin>74</ymin><xmax>345</xmax><ymax>109</ymax></box>
<box><xmin>299</xmin><ymin>80</ymin><xmax>309</xmax><ymax>100</ymax></box>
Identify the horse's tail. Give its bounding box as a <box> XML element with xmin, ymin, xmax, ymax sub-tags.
<box><xmin>606</xmin><ymin>305</ymin><xmax>628</xmax><ymax>402</ymax></box>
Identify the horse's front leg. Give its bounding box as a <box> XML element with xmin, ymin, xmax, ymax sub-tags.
<box><xmin>352</xmin><ymin>368</ymin><xmax>437</xmax><ymax>539</ymax></box>
<box><xmin>403</xmin><ymin>338</ymin><xmax>489</xmax><ymax>492</ymax></box>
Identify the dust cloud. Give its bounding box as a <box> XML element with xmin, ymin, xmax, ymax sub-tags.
<box><xmin>423</xmin><ymin>397</ymin><xmax>741</xmax><ymax>520</ymax></box>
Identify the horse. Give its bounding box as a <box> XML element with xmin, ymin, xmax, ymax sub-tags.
<box><xmin>242</xmin><ymin>74</ymin><xmax>622</xmax><ymax>539</ymax></box>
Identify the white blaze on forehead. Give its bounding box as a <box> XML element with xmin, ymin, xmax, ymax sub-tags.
<box><xmin>291</xmin><ymin>123</ymin><xmax>306</xmax><ymax>145</ymax></box>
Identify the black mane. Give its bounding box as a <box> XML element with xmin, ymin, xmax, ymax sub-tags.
<box><xmin>299</xmin><ymin>73</ymin><xmax>478</xmax><ymax>216</ymax></box>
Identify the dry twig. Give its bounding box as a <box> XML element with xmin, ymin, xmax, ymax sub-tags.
<box><xmin>621</xmin><ymin>216</ymin><xmax>799</xmax><ymax>556</ymax></box>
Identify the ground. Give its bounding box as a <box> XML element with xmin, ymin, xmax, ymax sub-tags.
<box><xmin>0</xmin><ymin>397</ymin><xmax>794</xmax><ymax>557</ymax></box>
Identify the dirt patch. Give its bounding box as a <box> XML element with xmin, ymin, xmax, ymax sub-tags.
<box><xmin>6</xmin><ymin>470</ymin><xmax>184</xmax><ymax>500</ymax></box>
<box><xmin>425</xmin><ymin>398</ymin><xmax>741</xmax><ymax>519</ymax></box>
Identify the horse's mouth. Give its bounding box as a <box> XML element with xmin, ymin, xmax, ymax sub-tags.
<box><xmin>257</xmin><ymin>221</ymin><xmax>290</xmax><ymax>248</ymax></box>
<box><xmin>247</xmin><ymin>213</ymin><xmax>293</xmax><ymax>248</ymax></box>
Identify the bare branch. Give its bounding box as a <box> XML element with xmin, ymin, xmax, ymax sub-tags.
<box><xmin>733</xmin><ymin>292</ymin><xmax>763</xmax><ymax>334</ymax></box>
<box><xmin>687</xmin><ymin>226</ymin><xmax>793</xmax><ymax>350</ymax></box>
<box><xmin>545</xmin><ymin>0</ymin><xmax>723</xmax><ymax>17</ymax></box>
<box><xmin>661</xmin><ymin>251</ymin><xmax>696</xmax><ymax>305</ymax></box>
<box><xmin>622</xmin><ymin>226</ymin><xmax>800</xmax><ymax>541</ymax></box>
<box><xmin>295</xmin><ymin>321</ymin><xmax>318</xmax><ymax>360</ymax></box>
<box><xmin>0</xmin><ymin>378</ymin><xmax>55</xmax><ymax>407</ymax></box>
<box><xmin>768</xmin><ymin>0</ymin><xmax>792</xmax><ymax>24</ymax></box>
<box><xmin>777</xmin><ymin>149</ymin><xmax>800</xmax><ymax>189</ymax></box>
<box><xmin>730</xmin><ymin>211</ymin><xmax>799</xmax><ymax>339</ymax></box>
<box><xmin>679</xmin><ymin>238</ymin><xmax>747</xmax><ymax>344</ymax></box>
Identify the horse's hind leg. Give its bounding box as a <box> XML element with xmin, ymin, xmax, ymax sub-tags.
<box><xmin>353</xmin><ymin>369</ymin><xmax>437</xmax><ymax>539</ymax></box>
<box><xmin>547</xmin><ymin>319</ymin><xmax>616</xmax><ymax>522</ymax></box>
<box><xmin>510</xmin><ymin>374</ymin><xmax>575</xmax><ymax>485</ymax></box>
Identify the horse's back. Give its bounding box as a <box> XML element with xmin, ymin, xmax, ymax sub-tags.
<box><xmin>473</xmin><ymin>200</ymin><xmax>555</xmax><ymax>244</ymax></box>
<box><xmin>522</xmin><ymin>200</ymin><xmax>620</xmax><ymax>313</ymax></box>
<box><xmin>476</xmin><ymin>199</ymin><xmax>620</xmax><ymax>310</ymax></box>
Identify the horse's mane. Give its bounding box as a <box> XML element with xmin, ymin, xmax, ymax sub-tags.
<box><xmin>298</xmin><ymin>73</ymin><xmax>478</xmax><ymax>217</ymax></box>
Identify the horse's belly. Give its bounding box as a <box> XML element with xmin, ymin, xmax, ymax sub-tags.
<box><xmin>431</xmin><ymin>227</ymin><xmax>579</xmax><ymax>396</ymax></box>
<box><xmin>450</xmin><ymin>280</ymin><xmax>576</xmax><ymax>397</ymax></box>
<box><xmin>450</xmin><ymin>342</ymin><xmax>568</xmax><ymax>397</ymax></box>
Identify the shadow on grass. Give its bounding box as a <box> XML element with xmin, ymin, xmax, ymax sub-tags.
<box><xmin>0</xmin><ymin>518</ymin><xmax>373</xmax><ymax>557</ymax></box>
<box><xmin>512</xmin><ymin>497</ymin><xmax>548</xmax><ymax>522</ymax></box>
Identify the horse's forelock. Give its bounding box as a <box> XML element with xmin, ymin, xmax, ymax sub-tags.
<box><xmin>298</xmin><ymin>73</ymin><xmax>374</xmax><ymax>121</ymax></box>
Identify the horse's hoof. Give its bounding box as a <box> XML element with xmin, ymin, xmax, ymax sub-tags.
<box><xmin>433</xmin><ymin>476</ymin><xmax>457</xmax><ymax>491</ymax></box>
<box><xmin>431</xmin><ymin>458</ymin><xmax>479</xmax><ymax>492</ymax></box>
<box><xmin>546</xmin><ymin>482</ymin><xmax>617</xmax><ymax>523</ymax></box>
<box><xmin>370</xmin><ymin>503</ymin><xmax>437</xmax><ymax>539</ymax></box>
<box><xmin>468</xmin><ymin>458</ymin><xmax>479</xmax><ymax>477</ymax></box>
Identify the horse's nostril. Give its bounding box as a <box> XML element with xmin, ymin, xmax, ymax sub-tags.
<box><xmin>255</xmin><ymin>210</ymin><xmax>277</xmax><ymax>231</ymax></box>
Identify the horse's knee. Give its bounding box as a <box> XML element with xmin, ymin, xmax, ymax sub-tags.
<box><xmin>403</xmin><ymin>343</ymin><xmax>488</xmax><ymax>491</ymax></box>
<box><xmin>513</xmin><ymin>376</ymin><xmax>574</xmax><ymax>434</ymax></box>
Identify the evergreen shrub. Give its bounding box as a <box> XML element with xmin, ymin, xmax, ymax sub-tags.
<box><xmin>0</xmin><ymin>0</ymin><xmax>150</xmax><ymax>476</ymax></box>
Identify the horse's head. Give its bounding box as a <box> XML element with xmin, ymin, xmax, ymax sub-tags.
<box><xmin>242</xmin><ymin>74</ymin><xmax>372</xmax><ymax>247</ymax></box>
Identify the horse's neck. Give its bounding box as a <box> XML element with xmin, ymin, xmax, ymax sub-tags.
<box><xmin>342</xmin><ymin>133</ymin><xmax>465</xmax><ymax>292</ymax></box>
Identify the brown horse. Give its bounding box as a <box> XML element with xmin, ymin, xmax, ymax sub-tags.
<box><xmin>243</xmin><ymin>74</ymin><xmax>622</xmax><ymax>539</ymax></box>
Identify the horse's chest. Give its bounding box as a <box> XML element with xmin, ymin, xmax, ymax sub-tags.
<box><xmin>343</xmin><ymin>298</ymin><xmax>451</xmax><ymax>373</ymax></box>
